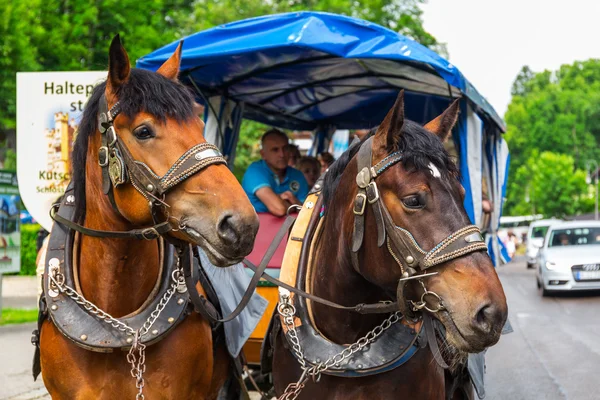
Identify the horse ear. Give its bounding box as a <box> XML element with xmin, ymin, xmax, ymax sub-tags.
<box><xmin>157</xmin><ymin>41</ymin><xmax>183</xmax><ymax>81</ymax></box>
<box><xmin>107</xmin><ymin>34</ymin><xmax>131</xmax><ymax>95</ymax></box>
<box><xmin>375</xmin><ymin>90</ymin><xmax>405</xmax><ymax>150</ymax></box>
<box><xmin>424</xmin><ymin>99</ymin><xmax>460</xmax><ymax>142</ymax></box>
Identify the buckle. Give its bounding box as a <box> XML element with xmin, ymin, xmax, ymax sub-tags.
<box><xmin>366</xmin><ymin>182</ymin><xmax>380</xmax><ymax>203</ymax></box>
<box><xmin>98</xmin><ymin>146</ymin><xmax>109</xmax><ymax>167</ymax></box>
<box><xmin>141</xmin><ymin>227</ymin><xmax>159</xmax><ymax>240</ymax></box>
<box><xmin>107</xmin><ymin>126</ymin><xmax>118</xmax><ymax>146</ymax></box>
<box><xmin>464</xmin><ymin>232</ymin><xmax>484</xmax><ymax>243</ymax></box>
<box><xmin>353</xmin><ymin>193</ymin><xmax>367</xmax><ymax>215</ymax></box>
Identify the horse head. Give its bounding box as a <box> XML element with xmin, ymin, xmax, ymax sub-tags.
<box><xmin>73</xmin><ymin>35</ymin><xmax>259</xmax><ymax>266</ymax></box>
<box><xmin>347</xmin><ymin>91</ymin><xmax>507</xmax><ymax>353</ymax></box>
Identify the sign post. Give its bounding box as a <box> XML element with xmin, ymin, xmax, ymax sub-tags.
<box><xmin>16</xmin><ymin>71</ymin><xmax>106</xmax><ymax>231</ymax></box>
<box><xmin>0</xmin><ymin>170</ymin><xmax>21</xmax><ymax>318</ymax></box>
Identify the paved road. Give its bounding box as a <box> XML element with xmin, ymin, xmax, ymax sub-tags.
<box><xmin>2</xmin><ymin>258</ymin><xmax>599</xmax><ymax>399</ymax></box>
<box><xmin>486</xmin><ymin>258</ymin><xmax>600</xmax><ymax>400</ymax></box>
<box><xmin>0</xmin><ymin>323</ymin><xmax>46</xmax><ymax>400</ymax></box>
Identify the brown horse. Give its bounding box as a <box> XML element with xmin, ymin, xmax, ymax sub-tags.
<box><xmin>39</xmin><ymin>36</ymin><xmax>259</xmax><ymax>399</ymax></box>
<box><xmin>272</xmin><ymin>93</ymin><xmax>508</xmax><ymax>399</ymax></box>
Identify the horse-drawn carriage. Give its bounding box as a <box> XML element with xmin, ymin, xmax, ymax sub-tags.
<box><xmin>138</xmin><ymin>10</ymin><xmax>511</xmax><ymax>366</ymax></box>
<box><xmin>36</xmin><ymin>12</ymin><xmax>510</xmax><ymax>400</ymax></box>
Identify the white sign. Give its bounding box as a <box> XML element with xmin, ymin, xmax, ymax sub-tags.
<box><xmin>16</xmin><ymin>71</ymin><xmax>106</xmax><ymax>231</ymax></box>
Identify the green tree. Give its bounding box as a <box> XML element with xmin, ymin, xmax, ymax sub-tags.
<box><xmin>505</xmin><ymin>151</ymin><xmax>593</xmax><ymax>218</ymax></box>
<box><xmin>188</xmin><ymin>0</ymin><xmax>440</xmax><ymax>50</ymax></box>
<box><xmin>510</xmin><ymin>66</ymin><xmax>535</xmax><ymax>97</ymax></box>
<box><xmin>31</xmin><ymin>0</ymin><xmax>195</xmax><ymax>72</ymax></box>
<box><xmin>0</xmin><ymin>0</ymin><xmax>42</xmax><ymax>129</ymax></box>
<box><xmin>504</xmin><ymin>60</ymin><xmax>600</xmax><ymax>216</ymax></box>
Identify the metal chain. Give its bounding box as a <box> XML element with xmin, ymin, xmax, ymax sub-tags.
<box><xmin>277</xmin><ymin>294</ymin><xmax>402</xmax><ymax>400</ymax></box>
<box><xmin>49</xmin><ymin>260</ymin><xmax>184</xmax><ymax>399</ymax></box>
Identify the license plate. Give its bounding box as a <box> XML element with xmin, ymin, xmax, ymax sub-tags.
<box><xmin>575</xmin><ymin>271</ymin><xmax>600</xmax><ymax>281</ymax></box>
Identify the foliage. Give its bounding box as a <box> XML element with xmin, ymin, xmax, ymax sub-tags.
<box><xmin>504</xmin><ymin>60</ymin><xmax>600</xmax><ymax>216</ymax></box>
<box><xmin>0</xmin><ymin>0</ymin><xmax>195</xmax><ymax>132</ymax></box>
<box><xmin>0</xmin><ymin>0</ymin><xmax>43</xmax><ymax>129</ymax></box>
<box><xmin>505</xmin><ymin>151</ymin><xmax>593</xmax><ymax>218</ymax></box>
<box><xmin>0</xmin><ymin>308</ymin><xmax>38</xmax><ymax>326</ymax></box>
<box><xmin>0</xmin><ymin>0</ymin><xmax>440</xmax><ymax>133</ymax></box>
<box><xmin>20</xmin><ymin>223</ymin><xmax>42</xmax><ymax>276</ymax></box>
<box><xmin>189</xmin><ymin>0</ymin><xmax>440</xmax><ymax>50</ymax></box>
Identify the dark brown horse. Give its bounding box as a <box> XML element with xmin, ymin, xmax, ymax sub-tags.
<box><xmin>272</xmin><ymin>93</ymin><xmax>508</xmax><ymax>399</ymax></box>
<box><xmin>39</xmin><ymin>36</ymin><xmax>259</xmax><ymax>399</ymax></box>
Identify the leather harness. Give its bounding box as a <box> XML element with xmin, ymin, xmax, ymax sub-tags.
<box><xmin>267</xmin><ymin>137</ymin><xmax>490</xmax><ymax>378</ymax></box>
<box><xmin>31</xmin><ymin>96</ymin><xmax>231</xmax><ymax>377</ymax></box>
<box><xmin>351</xmin><ymin>137</ymin><xmax>489</xmax><ymax>317</ymax></box>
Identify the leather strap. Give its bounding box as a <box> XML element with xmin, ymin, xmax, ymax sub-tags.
<box><xmin>182</xmin><ymin>244</ymin><xmax>222</xmax><ymax>323</ymax></box>
<box><xmin>184</xmin><ymin>216</ymin><xmax>302</xmax><ymax>324</ymax></box>
<box><xmin>51</xmin><ymin>204</ymin><xmax>172</xmax><ymax>240</ymax></box>
<box><xmin>424</xmin><ymin>313</ymin><xmax>449</xmax><ymax>369</ymax></box>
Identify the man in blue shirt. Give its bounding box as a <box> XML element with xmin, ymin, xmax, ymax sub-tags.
<box><xmin>242</xmin><ymin>129</ymin><xmax>309</xmax><ymax>216</ymax></box>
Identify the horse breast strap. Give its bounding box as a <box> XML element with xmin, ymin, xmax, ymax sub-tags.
<box><xmin>277</xmin><ymin>191</ymin><xmax>423</xmax><ymax>377</ymax></box>
<box><xmin>43</xmin><ymin>185</ymin><xmax>190</xmax><ymax>352</ymax></box>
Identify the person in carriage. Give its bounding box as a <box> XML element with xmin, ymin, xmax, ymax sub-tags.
<box><xmin>242</xmin><ymin>129</ymin><xmax>309</xmax><ymax>216</ymax></box>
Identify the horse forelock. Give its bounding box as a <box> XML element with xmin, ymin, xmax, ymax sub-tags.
<box><xmin>322</xmin><ymin>120</ymin><xmax>458</xmax><ymax>210</ymax></box>
<box><xmin>72</xmin><ymin>69</ymin><xmax>197</xmax><ymax>222</ymax></box>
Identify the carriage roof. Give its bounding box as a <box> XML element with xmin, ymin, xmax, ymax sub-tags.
<box><xmin>137</xmin><ymin>11</ymin><xmax>505</xmax><ymax>132</ymax></box>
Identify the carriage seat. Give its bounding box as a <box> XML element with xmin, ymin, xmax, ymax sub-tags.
<box><xmin>244</xmin><ymin>212</ymin><xmax>289</xmax><ymax>279</ymax></box>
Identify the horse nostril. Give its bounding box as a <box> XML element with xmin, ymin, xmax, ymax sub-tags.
<box><xmin>474</xmin><ymin>303</ymin><xmax>496</xmax><ymax>334</ymax></box>
<box><xmin>217</xmin><ymin>213</ymin><xmax>240</xmax><ymax>245</ymax></box>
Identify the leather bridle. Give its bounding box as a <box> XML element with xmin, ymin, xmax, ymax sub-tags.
<box><xmin>351</xmin><ymin>137</ymin><xmax>489</xmax><ymax>317</ymax></box>
<box><xmin>53</xmin><ymin>94</ymin><xmax>227</xmax><ymax>241</ymax></box>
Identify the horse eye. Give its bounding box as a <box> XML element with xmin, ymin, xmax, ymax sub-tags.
<box><xmin>133</xmin><ymin>126</ymin><xmax>155</xmax><ymax>140</ymax></box>
<box><xmin>402</xmin><ymin>195</ymin><xmax>423</xmax><ymax>209</ymax></box>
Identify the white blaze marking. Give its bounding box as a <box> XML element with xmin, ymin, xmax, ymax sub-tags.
<box><xmin>429</xmin><ymin>163</ymin><xmax>441</xmax><ymax>178</ymax></box>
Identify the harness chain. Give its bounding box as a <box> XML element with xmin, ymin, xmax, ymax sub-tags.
<box><xmin>49</xmin><ymin>258</ymin><xmax>185</xmax><ymax>399</ymax></box>
<box><xmin>277</xmin><ymin>293</ymin><xmax>402</xmax><ymax>400</ymax></box>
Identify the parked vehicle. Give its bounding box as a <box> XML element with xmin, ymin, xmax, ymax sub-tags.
<box><xmin>535</xmin><ymin>220</ymin><xmax>600</xmax><ymax>296</ymax></box>
<box><xmin>498</xmin><ymin>214</ymin><xmax>543</xmax><ymax>245</ymax></box>
<box><xmin>526</xmin><ymin>218</ymin><xmax>561</xmax><ymax>269</ymax></box>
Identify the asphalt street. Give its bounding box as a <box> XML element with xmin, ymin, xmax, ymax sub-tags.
<box><xmin>486</xmin><ymin>258</ymin><xmax>600</xmax><ymax>400</ymax></box>
<box><xmin>1</xmin><ymin>257</ymin><xmax>599</xmax><ymax>399</ymax></box>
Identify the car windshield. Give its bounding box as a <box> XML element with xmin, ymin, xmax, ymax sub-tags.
<box><xmin>531</xmin><ymin>226</ymin><xmax>549</xmax><ymax>239</ymax></box>
<box><xmin>548</xmin><ymin>227</ymin><xmax>600</xmax><ymax>247</ymax></box>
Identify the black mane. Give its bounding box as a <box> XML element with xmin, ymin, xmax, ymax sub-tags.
<box><xmin>71</xmin><ymin>69</ymin><xmax>196</xmax><ymax>221</ymax></box>
<box><xmin>322</xmin><ymin>120</ymin><xmax>458</xmax><ymax>208</ymax></box>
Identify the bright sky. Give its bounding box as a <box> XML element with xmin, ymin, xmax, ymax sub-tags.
<box><xmin>421</xmin><ymin>0</ymin><xmax>600</xmax><ymax>118</ymax></box>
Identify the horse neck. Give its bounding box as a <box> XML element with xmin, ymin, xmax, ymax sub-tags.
<box><xmin>310</xmin><ymin>165</ymin><xmax>391</xmax><ymax>343</ymax></box>
<box><xmin>77</xmin><ymin>136</ymin><xmax>160</xmax><ymax>318</ymax></box>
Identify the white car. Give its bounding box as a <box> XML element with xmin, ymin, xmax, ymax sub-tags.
<box><xmin>526</xmin><ymin>218</ymin><xmax>561</xmax><ymax>269</ymax></box>
<box><xmin>536</xmin><ymin>221</ymin><xmax>600</xmax><ymax>296</ymax></box>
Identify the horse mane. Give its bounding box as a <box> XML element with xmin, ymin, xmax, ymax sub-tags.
<box><xmin>322</xmin><ymin>120</ymin><xmax>459</xmax><ymax>208</ymax></box>
<box><xmin>71</xmin><ymin>69</ymin><xmax>197</xmax><ymax>222</ymax></box>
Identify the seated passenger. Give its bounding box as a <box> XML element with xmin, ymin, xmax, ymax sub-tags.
<box><xmin>242</xmin><ymin>129</ymin><xmax>309</xmax><ymax>217</ymax></box>
<box><xmin>318</xmin><ymin>152</ymin><xmax>335</xmax><ymax>174</ymax></box>
<box><xmin>286</xmin><ymin>144</ymin><xmax>301</xmax><ymax>167</ymax></box>
<box><xmin>296</xmin><ymin>156</ymin><xmax>321</xmax><ymax>189</ymax></box>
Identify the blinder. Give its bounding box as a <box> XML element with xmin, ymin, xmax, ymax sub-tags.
<box><xmin>97</xmin><ymin>94</ymin><xmax>226</xmax><ymax>215</ymax></box>
<box><xmin>351</xmin><ymin>137</ymin><xmax>488</xmax><ymax>316</ymax></box>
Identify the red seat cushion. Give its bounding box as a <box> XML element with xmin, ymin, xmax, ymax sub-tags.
<box><xmin>245</xmin><ymin>213</ymin><xmax>289</xmax><ymax>269</ymax></box>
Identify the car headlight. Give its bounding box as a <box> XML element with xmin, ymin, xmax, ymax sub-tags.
<box><xmin>545</xmin><ymin>261</ymin><xmax>557</xmax><ymax>270</ymax></box>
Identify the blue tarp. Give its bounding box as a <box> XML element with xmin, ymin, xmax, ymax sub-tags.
<box><xmin>137</xmin><ymin>12</ymin><xmax>504</xmax><ymax>132</ymax></box>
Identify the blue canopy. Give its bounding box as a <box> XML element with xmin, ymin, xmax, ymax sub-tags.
<box><xmin>137</xmin><ymin>11</ymin><xmax>505</xmax><ymax>132</ymax></box>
